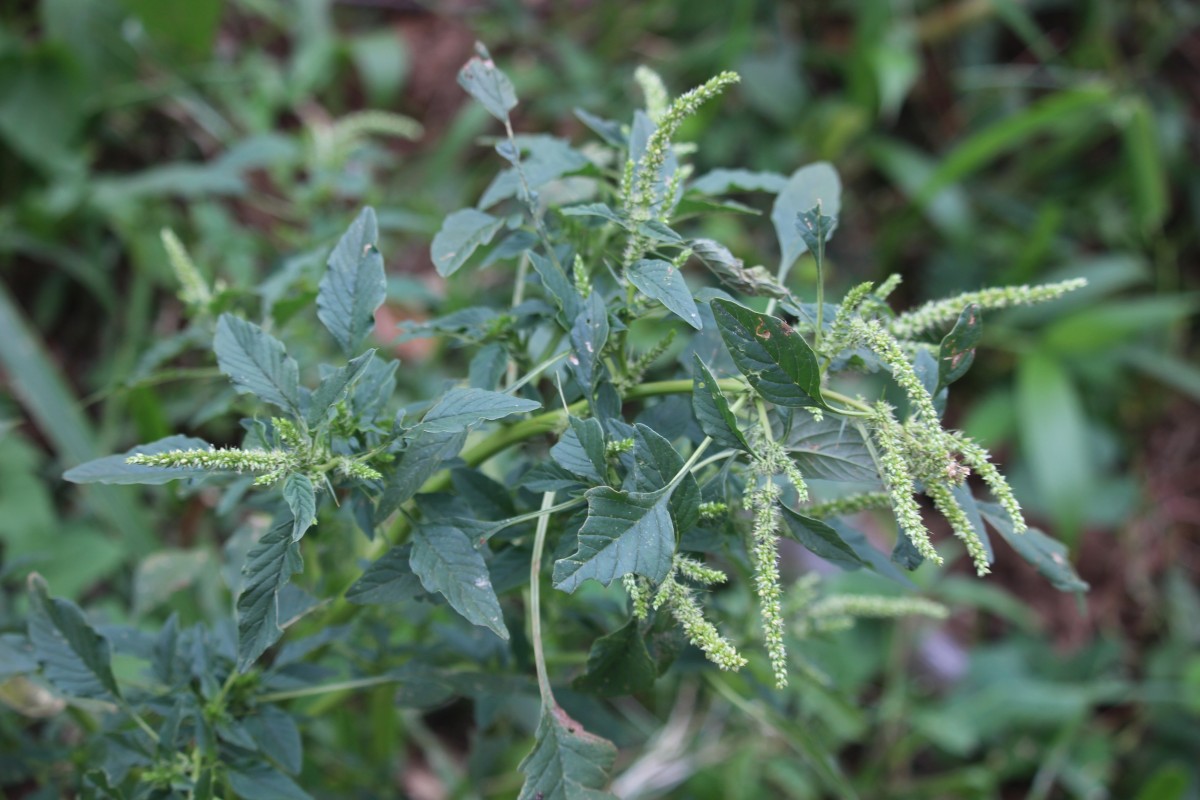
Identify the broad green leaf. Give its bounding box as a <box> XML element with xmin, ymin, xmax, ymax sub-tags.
<box><xmin>711</xmin><ymin>299</ymin><xmax>828</xmax><ymax>409</ymax></box>
<box><xmin>227</xmin><ymin>762</ymin><xmax>312</xmax><ymax>800</ymax></box>
<box><xmin>572</xmin><ymin>619</ymin><xmax>658</xmax><ymax>697</ymax></box>
<box><xmin>63</xmin><ymin>435</ymin><xmax>210</xmax><ymax>485</ymax></box>
<box><xmin>27</xmin><ymin>574</ymin><xmax>121</xmax><ymax>699</ymax></box>
<box><xmin>243</xmin><ymin>705</ymin><xmax>303</xmax><ymax>776</ymax></box>
<box><xmin>214</xmin><ymin>314</ymin><xmax>304</xmax><ymax>417</ymax></box>
<box><xmin>468</xmin><ymin>343</ymin><xmax>508</xmax><ymax>390</ymax></box>
<box><xmin>573</xmin><ymin>108</ymin><xmax>626</xmax><ymax>147</ymax></box>
<box><xmin>376</xmin><ymin>429</ymin><xmax>467</xmax><ymax>521</ymax></box>
<box><xmin>518</xmin><ymin>702</ymin><xmax>618</xmax><ymax>800</ymax></box>
<box><xmin>457</xmin><ymin>43</ymin><xmax>518</xmax><ymax>121</ymax></box>
<box><xmin>778</xmin><ymin>507</ymin><xmax>867</xmax><ymax>570</ymax></box>
<box><xmin>628</xmin><ymin>259</ymin><xmax>702</xmax><ymax>329</ymax></box>
<box><xmin>569</xmin><ymin>292</ymin><xmax>609</xmax><ymax>391</ymax></box>
<box><xmin>636</xmin><ymin>220</ymin><xmax>685</xmax><ymax>245</ymax></box>
<box><xmin>551</xmin><ymin>416</ymin><xmax>607</xmax><ymax>484</ymax></box>
<box><xmin>560</xmin><ymin>203</ymin><xmax>626</xmax><ymax>226</ymax></box>
<box><xmin>0</xmin><ymin>634</ymin><xmax>38</xmax><ymax>680</ymax></box>
<box><xmin>283</xmin><ymin>474</ymin><xmax>316</xmax><ymax>542</ymax></box>
<box><xmin>317</xmin><ymin>208</ymin><xmax>387</xmax><ymax>355</ymax></box>
<box><xmin>553</xmin><ymin>486</ymin><xmax>676</xmax><ymax>592</ymax></box>
<box><xmin>689</xmin><ymin>168</ymin><xmax>788</xmax><ymax>195</ymax></box>
<box><xmin>691</xmin><ymin>355</ymin><xmax>749</xmax><ymax>451</ymax></box>
<box><xmin>777</xmin><ymin>412</ymin><xmax>878</xmax><ymax>483</ymax></box>
<box><xmin>891</xmin><ymin>528</ymin><xmax>925</xmax><ymax>570</ymax></box>
<box><xmin>977</xmin><ymin>502</ymin><xmax>1088</xmax><ymax>593</ymax></box>
<box><xmin>307</xmin><ymin>350</ymin><xmax>377</xmax><ymax>427</ymax></box>
<box><xmin>630</xmin><ymin>424</ymin><xmax>700</xmax><ymax>535</ymax></box>
<box><xmin>431</xmin><ymin>209</ymin><xmax>504</xmax><ymax>277</ymax></box>
<box><xmin>346</xmin><ymin>545</ymin><xmax>424</xmax><ymax>605</ymax></box>
<box><xmin>351</xmin><ymin>354</ymin><xmax>399</xmax><ymax>419</ymax></box>
<box><xmin>938</xmin><ymin>303</ymin><xmax>982</xmax><ymax>390</ymax></box>
<box><xmin>771</xmin><ymin>162</ymin><xmax>841</xmax><ymax>280</ymax></box>
<box><xmin>410</xmin><ymin>524</ymin><xmax>509</xmax><ymax>639</ymax></box>
<box><xmin>417</xmin><ymin>388</ymin><xmax>542</xmax><ymax>434</ymax></box>
<box><xmin>237</xmin><ymin>520</ymin><xmax>304</xmax><ymax>672</ymax></box>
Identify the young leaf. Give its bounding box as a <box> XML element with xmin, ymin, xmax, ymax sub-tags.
<box><xmin>282</xmin><ymin>473</ymin><xmax>316</xmax><ymax>542</ymax></box>
<box><xmin>553</xmin><ymin>486</ymin><xmax>676</xmax><ymax>592</ymax></box>
<box><xmin>518</xmin><ymin>702</ymin><xmax>618</xmax><ymax>800</ymax></box>
<box><xmin>307</xmin><ymin>350</ymin><xmax>377</xmax><ymax>427</ymax></box>
<box><xmin>937</xmin><ymin>303</ymin><xmax>982</xmax><ymax>390</ymax></box>
<box><xmin>457</xmin><ymin>43</ymin><xmax>518</xmax><ymax>122</ymax></box>
<box><xmin>771</xmin><ymin>162</ymin><xmax>841</xmax><ymax>280</ymax></box>
<box><xmin>711</xmin><ymin>299</ymin><xmax>828</xmax><ymax>409</ymax></box>
<box><xmin>778</xmin><ymin>507</ymin><xmax>868</xmax><ymax>571</ymax></box>
<box><xmin>63</xmin><ymin>434</ymin><xmax>211</xmax><ymax>485</ymax></box>
<box><xmin>551</xmin><ymin>416</ymin><xmax>608</xmax><ymax>484</ymax></box>
<box><xmin>530</xmin><ymin>250</ymin><xmax>585</xmax><ymax>324</ymax></box>
<box><xmin>691</xmin><ymin>355</ymin><xmax>749</xmax><ymax>450</ymax></box>
<box><xmin>317</xmin><ymin>207</ymin><xmax>387</xmax><ymax>355</ymax></box>
<box><xmin>977</xmin><ymin>502</ymin><xmax>1088</xmax><ymax>593</ymax></box>
<box><xmin>431</xmin><ymin>209</ymin><xmax>504</xmax><ymax>277</ymax></box>
<box><xmin>214</xmin><ymin>314</ymin><xmax>304</xmax><ymax>418</ymax></box>
<box><xmin>573</xmin><ymin>619</ymin><xmax>658</xmax><ymax>697</ymax></box>
<box><xmin>237</xmin><ymin>520</ymin><xmax>304</xmax><ymax>672</ymax></box>
<box><xmin>416</xmin><ymin>388</ymin><xmax>542</xmax><ymax>434</ymax></box>
<box><xmin>27</xmin><ymin>574</ymin><xmax>121</xmax><ymax>699</ymax></box>
<box><xmin>410</xmin><ymin>524</ymin><xmax>509</xmax><ymax>639</ymax></box>
<box><xmin>795</xmin><ymin>203</ymin><xmax>837</xmax><ymax>257</ymax></box>
<box><xmin>628</xmin><ymin>259</ymin><xmax>702</xmax><ymax>329</ymax></box>
<box><xmin>346</xmin><ymin>545</ymin><xmax>424</xmax><ymax>605</ymax></box>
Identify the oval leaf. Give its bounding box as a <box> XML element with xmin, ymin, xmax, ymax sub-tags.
<box><xmin>771</xmin><ymin>162</ymin><xmax>841</xmax><ymax>280</ymax></box>
<box><xmin>628</xmin><ymin>259</ymin><xmax>702</xmax><ymax>329</ymax></box>
<box><xmin>410</xmin><ymin>524</ymin><xmax>509</xmax><ymax>639</ymax></box>
<box><xmin>711</xmin><ymin>299</ymin><xmax>828</xmax><ymax>408</ymax></box>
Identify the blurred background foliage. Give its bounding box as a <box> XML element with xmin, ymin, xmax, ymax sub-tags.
<box><xmin>0</xmin><ymin>0</ymin><xmax>1197</xmax><ymax>797</ymax></box>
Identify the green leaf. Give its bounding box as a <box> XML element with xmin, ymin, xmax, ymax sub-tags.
<box><xmin>553</xmin><ymin>486</ymin><xmax>676</xmax><ymax>592</ymax></box>
<box><xmin>778</xmin><ymin>507</ymin><xmax>868</xmax><ymax>570</ymax></box>
<box><xmin>243</xmin><ymin>705</ymin><xmax>303</xmax><ymax>776</ymax></box>
<box><xmin>518</xmin><ymin>702</ymin><xmax>618</xmax><ymax>800</ymax></box>
<box><xmin>227</xmin><ymin>762</ymin><xmax>312</xmax><ymax>800</ymax></box>
<box><xmin>630</xmin><ymin>424</ymin><xmax>700</xmax><ymax>535</ymax></box>
<box><xmin>376</xmin><ymin>429</ymin><xmax>468</xmax><ymax>521</ymax></box>
<box><xmin>530</xmin><ymin>251</ymin><xmax>585</xmax><ymax>325</ymax></box>
<box><xmin>214</xmin><ymin>314</ymin><xmax>304</xmax><ymax>418</ymax></box>
<box><xmin>771</xmin><ymin>162</ymin><xmax>841</xmax><ymax>280</ymax></box>
<box><xmin>795</xmin><ymin>204</ymin><xmax>837</xmax><ymax>259</ymax></box>
<box><xmin>317</xmin><ymin>208</ymin><xmax>387</xmax><ymax>355</ymax></box>
<box><xmin>937</xmin><ymin>303</ymin><xmax>982</xmax><ymax>390</ymax></box>
<box><xmin>307</xmin><ymin>350</ymin><xmax>377</xmax><ymax>427</ymax></box>
<box><xmin>457</xmin><ymin>43</ymin><xmax>517</xmax><ymax>121</ymax></box>
<box><xmin>410</xmin><ymin>524</ymin><xmax>509</xmax><ymax>639</ymax></box>
<box><xmin>689</xmin><ymin>168</ymin><xmax>788</xmax><ymax>195</ymax></box>
<box><xmin>691</xmin><ymin>356</ymin><xmax>749</xmax><ymax>451</ymax></box>
<box><xmin>628</xmin><ymin>259</ymin><xmax>702</xmax><ymax>329</ymax></box>
<box><xmin>572</xmin><ymin>619</ymin><xmax>658</xmax><ymax>697</ymax></box>
<box><xmin>711</xmin><ymin>299</ymin><xmax>828</xmax><ymax>409</ymax></box>
<box><xmin>63</xmin><ymin>435</ymin><xmax>211</xmax><ymax>485</ymax></box>
<box><xmin>237</xmin><ymin>520</ymin><xmax>304</xmax><ymax>672</ymax></box>
<box><xmin>569</xmin><ymin>292</ymin><xmax>609</xmax><ymax>391</ymax></box>
<box><xmin>346</xmin><ymin>545</ymin><xmax>424</xmax><ymax>605</ymax></box>
<box><xmin>777</xmin><ymin>412</ymin><xmax>877</xmax><ymax>483</ymax></box>
<box><xmin>573</xmin><ymin>108</ymin><xmax>626</xmax><ymax>147</ymax></box>
<box><xmin>417</xmin><ymin>388</ymin><xmax>542</xmax><ymax>434</ymax></box>
<box><xmin>431</xmin><ymin>209</ymin><xmax>504</xmax><ymax>278</ymax></box>
<box><xmin>560</xmin><ymin>203</ymin><xmax>626</xmax><ymax>226</ymax></box>
<box><xmin>977</xmin><ymin>502</ymin><xmax>1088</xmax><ymax>593</ymax></box>
<box><xmin>479</xmin><ymin>135</ymin><xmax>590</xmax><ymax>209</ymax></box>
<box><xmin>283</xmin><ymin>474</ymin><xmax>316</xmax><ymax>542</ymax></box>
<box><xmin>691</xmin><ymin>239</ymin><xmax>787</xmax><ymax>298</ymax></box>
<box><xmin>27</xmin><ymin>574</ymin><xmax>121</xmax><ymax>699</ymax></box>
<box><xmin>551</xmin><ymin>417</ymin><xmax>607</xmax><ymax>484</ymax></box>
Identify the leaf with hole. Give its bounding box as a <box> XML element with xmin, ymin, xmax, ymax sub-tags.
<box><xmin>410</xmin><ymin>524</ymin><xmax>509</xmax><ymax>639</ymax></box>
<box><xmin>317</xmin><ymin>207</ymin><xmax>387</xmax><ymax>355</ymax></box>
<box><xmin>711</xmin><ymin>299</ymin><xmax>828</xmax><ymax>408</ymax></box>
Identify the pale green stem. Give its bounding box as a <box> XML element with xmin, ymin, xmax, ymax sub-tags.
<box><xmin>256</xmin><ymin>674</ymin><xmax>403</xmax><ymax>703</ymax></box>
<box><xmin>529</xmin><ymin>491</ymin><xmax>557</xmax><ymax>703</ymax></box>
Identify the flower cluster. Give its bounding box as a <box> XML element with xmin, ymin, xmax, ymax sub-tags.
<box><xmin>128</xmin><ymin>447</ymin><xmax>296</xmax><ymax>486</ymax></box>
<box><xmin>888</xmin><ymin>278</ymin><xmax>1088</xmax><ymax>339</ymax></box>
<box><xmin>650</xmin><ymin>557</ymin><xmax>746</xmax><ymax>672</ymax></box>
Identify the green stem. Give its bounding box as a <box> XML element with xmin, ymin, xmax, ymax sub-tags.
<box><xmin>257</xmin><ymin>674</ymin><xmax>401</xmax><ymax>703</ymax></box>
<box><xmin>529</xmin><ymin>491</ymin><xmax>557</xmax><ymax>703</ymax></box>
